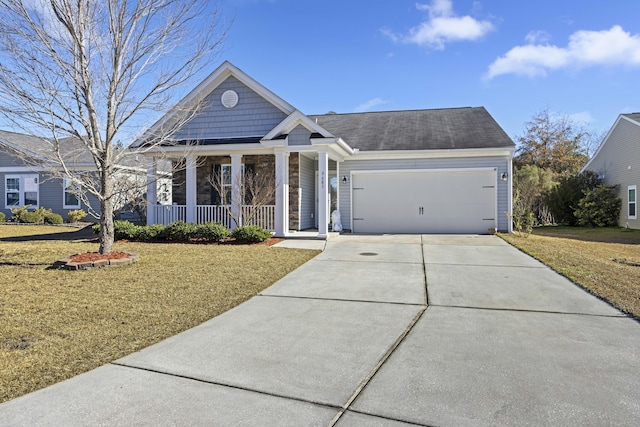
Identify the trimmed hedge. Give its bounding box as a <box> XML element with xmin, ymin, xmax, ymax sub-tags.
<box><xmin>231</xmin><ymin>225</ymin><xmax>272</xmax><ymax>243</ymax></box>
<box><xmin>0</xmin><ymin>211</ymin><xmax>5</xmax><ymax>222</ymax></box>
<box><xmin>92</xmin><ymin>220</ymin><xmax>231</xmax><ymax>243</ymax></box>
<box><xmin>9</xmin><ymin>206</ymin><xmax>64</xmax><ymax>224</ymax></box>
<box><xmin>44</xmin><ymin>212</ymin><xmax>64</xmax><ymax>225</ymax></box>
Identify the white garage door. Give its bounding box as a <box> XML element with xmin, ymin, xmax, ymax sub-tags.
<box><xmin>351</xmin><ymin>169</ymin><xmax>497</xmax><ymax>234</ymax></box>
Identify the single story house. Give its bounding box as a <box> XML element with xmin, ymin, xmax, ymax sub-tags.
<box><xmin>581</xmin><ymin>113</ymin><xmax>640</xmax><ymax>229</ymax></box>
<box><xmin>0</xmin><ymin>130</ymin><xmax>169</xmax><ymax>222</ymax></box>
<box><xmin>140</xmin><ymin>61</ymin><xmax>515</xmax><ymax>238</ymax></box>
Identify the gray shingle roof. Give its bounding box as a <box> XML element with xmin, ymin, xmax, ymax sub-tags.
<box><xmin>0</xmin><ymin>129</ymin><xmax>151</xmax><ymax>170</ymax></box>
<box><xmin>0</xmin><ymin>129</ymin><xmax>95</xmax><ymax>163</ymax></box>
<box><xmin>309</xmin><ymin>107</ymin><xmax>514</xmax><ymax>151</ymax></box>
<box><xmin>622</xmin><ymin>113</ymin><xmax>640</xmax><ymax>124</ymax></box>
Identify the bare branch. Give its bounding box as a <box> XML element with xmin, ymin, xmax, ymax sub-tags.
<box><xmin>0</xmin><ymin>0</ymin><xmax>227</xmax><ymax>253</ymax></box>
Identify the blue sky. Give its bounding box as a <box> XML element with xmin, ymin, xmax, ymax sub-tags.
<box><xmin>216</xmin><ymin>0</ymin><xmax>640</xmax><ymax>140</ymax></box>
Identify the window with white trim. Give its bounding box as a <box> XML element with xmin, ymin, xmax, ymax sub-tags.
<box><xmin>63</xmin><ymin>177</ymin><xmax>81</xmax><ymax>209</ymax></box>
<box><xmin>214</xmin><ymin>164</ymin><xmax>245</xmax><ymax>204</ymax></box>
<box><xmin>629</xmin><ymin>185</ymin><xmax>637</xmax><ymax>220</ymax></box>
<box><xmin>5</xmin><ymin>174</ymin><xmax>39</xmax><ymax>208</ymax></box>
<box><xmin>222</xmin><ymin>164</ymin><xmax>232</xmax><ymax>203</ymax></box>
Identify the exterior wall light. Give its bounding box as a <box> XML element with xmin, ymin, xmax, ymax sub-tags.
<box><xmin>341</xmin><ymin>175</ymin><xmax>348</xmax><ymax>184</ymax></box>
<box><xmin>500</xmin><ymin>172</ymin><xmax>508</xmax><ymax>181</ymax></box>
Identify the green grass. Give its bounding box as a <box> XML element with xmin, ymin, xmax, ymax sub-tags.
<box><xmin>500</xmin><ymin>226</ymin><xmax>640</xmax><ymax>320</ymax></box>
<box><xmin>0</xmin><ymin>225</ymin><xmax>319</xmax><ymax>403</ymax></box>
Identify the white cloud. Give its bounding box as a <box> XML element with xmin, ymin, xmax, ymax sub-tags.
<box><xmin>385</xmin><ymin>0</ymin><xmax>494</xmax><ymax>50</ymax></box>
<box><xmin>354</xmin><ymin>98</ymin><xmax>388</xmax><ymax>113</ymax></box>
<box><xmin>525</xmin><ymin>30</ymin><xmax>550</xmax><ymax>44</ymax></box>
<box><xmin>488</xmin><ymin>25</ymin><xmax>640</xmax><ymax>79</ymax></box>
<box><xmin>568</xmin><ymin>111</ymin><xmax>594</xmax><ymax>125</ymax></box>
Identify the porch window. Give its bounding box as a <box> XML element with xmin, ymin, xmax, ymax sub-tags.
<box><xmin>63</xmin><ymin>177</ymin><xmax>81</xmax><ymax>209</ymax></box>
<box><xmin>222</xmin><ymin>164</ymin><xmax>232</xmax><ymax>203</ymax></box>
<box><xmin>212</xmin><ymin>163</ymin><xmax>251</xmax><ymax>204</ymax></box>
<box><xmin>5</xmin><ymin>174</ymin><xmax>39</xmax><ymax>208</ymax></box>
<box><xmin>629</xmin><ymin>185</ymin><xmax>637</xmax><ymax>219</ymax></box>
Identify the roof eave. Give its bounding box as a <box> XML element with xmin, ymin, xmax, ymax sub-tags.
<box><xmin>348</xmin><ymin>146</ymin><xmax>515</xmax><ymax>160</ymax></box>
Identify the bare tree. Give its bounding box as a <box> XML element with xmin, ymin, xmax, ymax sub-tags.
<box><xmin>515</xmin><ymin>108</ymin><xmax>589</xmax><ymax>177</ymax></box>
<box><xmin>0</xmin><ymin>0</ymin><xmax>226</xmax><ymax>253</ymax></box>
<box><xmin>208</xmin><ymin>168</ymin><xmax>277</xmax><ymax>228</ymax></box>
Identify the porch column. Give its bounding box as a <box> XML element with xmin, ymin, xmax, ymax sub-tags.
<box><xmin>507</xmin><ymin>158</ymin><xmax>513</xmax><ymax>233</ymax></box>
<box><xmin>317</xmin><ymin>150</ymin><xmax>329</xmax><ymax>239</ymax></box>
<box><xmin>185</xmin><ymin>155</ymin><xmax>197</xmax><ymax>223</ymax></box>
<box><xmin>230</xmin><ymin>153</ymin><xmax>243</xmax><ymax>228</ymax></box>
<box><xmin>146</xmin><ymin>157</ymin><xmax>157</xmax><ymax>225</ymax></box>
<box><xmin>274</xmin><ymin>149</ymin><xmax>289</xmax><ymax>237</ymax></box>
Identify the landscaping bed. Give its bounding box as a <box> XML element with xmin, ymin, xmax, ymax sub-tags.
<box><xmin>500</xmin><ymin>226</ymin><xmax>640</xmax><ymax>320</ymax></box>
<box><xmin>0</xmin><ymin>225</ymin><xmax>319</xmax><ymax>403</ymax></box>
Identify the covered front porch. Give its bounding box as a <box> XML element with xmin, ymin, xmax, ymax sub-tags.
<box><xmin>145</xmin><ymin>148</ymin><xmax>341</xmax><ymax>239</ymax></box>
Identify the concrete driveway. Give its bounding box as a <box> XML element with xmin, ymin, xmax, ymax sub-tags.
<box><xmin>1</xmin><ymin>235</ymin><xmax>639</xmax><ymax>426</ymax></box>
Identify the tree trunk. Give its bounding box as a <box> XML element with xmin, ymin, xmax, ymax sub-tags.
<box><xmin>98</xmin><ymin>174</ymin><xmax>115</xmax><ymax>254</ymax></box>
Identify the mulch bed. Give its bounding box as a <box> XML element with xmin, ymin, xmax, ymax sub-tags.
<box><xmin>53</xmin><ymin>252</ymin><xmax>138</xmax><ymax>270</ymax></box>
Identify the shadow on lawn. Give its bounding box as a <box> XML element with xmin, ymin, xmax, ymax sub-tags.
<box><xmin>0</xmin><ymin>226</ymin><xmax>96</xmax><ymax>243</ymax></box>
<box><xmin>532</xmin><ymin>226</ymin><xmax>640</xmax><ymax>245</ymax></box>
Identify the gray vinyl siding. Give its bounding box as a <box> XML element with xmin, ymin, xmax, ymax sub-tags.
<box><xmin>338</xmin><ymin>156</ymin><xmax>511</xmax><ymax>232</ymax></box>
<box><xmin>299</xmin><ymin>154</ymin><xmax>315</xmax><ymax>230</ymax></box>
<box><xmin>584</xmin><ymin>118</ymin><xmax>640</xmax><ymax>228</ymax></box>
<box><xmin>288</xmin><ymin>125</ymin><xmax>312</xmax><ymax>145</ymax></box>
<box><xmin>172</xmin><ymin>76</ymin><xmax>288</xmax><ymax>140</ymax></box>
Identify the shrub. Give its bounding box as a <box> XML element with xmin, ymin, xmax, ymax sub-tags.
<box><xmin>231</xmin><ymin>225</ymin><xmax>272</xmax><ymax>243</ymax></box>
<box><xmin>195</xmin><ymin>222</ymin><xmax>230</xmax><ymax>243</ymax></box>
<box><xmin>44</xmin><ymin>212</ymin><xmax>64</xmax><ymax>225</ymax></box>
<box><xmin>68</xmin><ymin>209</ymin><xmax>87</xmax><ymax>223</ymax></box>
<box><xmin>92</xmin><ymin>223</ymin><xmax>100</xmax><ymax>234</ymax></box>
<box><xmin>137</xmin><ymin>224</ymin><xmax>166</xmax><ymax>241</ymax></box>
<box><xmin>544</xmin><ymin>171</ymin><xmax>600</xmax><ymax>225</ymax></box>
<box><xmin>574</xmin><ymin>185</ymin><xmax>621</xmax><ymax>227</ymax></box>
<box><xmin>0</xmin><ymin>211</ymin><xmax>5</xmax><ymax>222</ymax></box>
<box><xmin>10</xmin><ymin>205</ymin><xmax>32</xmax><ymax>222</ymax></box>
<box><xmin>164</xmin><ymin>221</ymin><xmax>198</xmax><ymax>241</ymax></box>
<box><xmin>114</xmin><ymin>220</ymin><xmax>141</xmax><ymax>240</ymax></box>
<box><xmin>21</xmin><ymin>211</ymin><xmax>43</xmax><ymax>224</ymax></box>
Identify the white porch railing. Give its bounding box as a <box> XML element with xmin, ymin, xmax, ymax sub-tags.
<box><xmin>196</xmin><ymin>205</ymin><xmax>233</xmax><ymax>229</ymax></box>
<box><xmin>152</xmin><ymin>204</ymin><xmax>275</xmax><ymax>231</ymax></box>
<box><xmin>241</xmin><ymin>205</ymin><xmax>275</xmax><ymax>230</ymax></box>
<box><xmin>154</xmin><ymin>204</ymin><xmax>186</xmax><ymax>225</ymax></box>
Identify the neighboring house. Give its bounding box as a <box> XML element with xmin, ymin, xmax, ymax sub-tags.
<box><xmin>139</xmin><ymin>61</ymin><xmax>515</xmax><ymax>238</ymax></box>
<box><xmin>0</xmin><ymin>130</ymin><xmax>170</xmax><ymax>222</ymax></box>
<box><xmin>581</xmin><ymin>113</ymin><xmax>640</xmax><ymax>229</ymax></box>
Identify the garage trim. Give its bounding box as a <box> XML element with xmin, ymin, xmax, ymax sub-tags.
<box><xmin>349</xmin><ymin>167</ymin><xmax>498</xmax><ymax>233</ymax></box>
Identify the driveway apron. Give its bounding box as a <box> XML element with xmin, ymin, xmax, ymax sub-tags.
<box><xmin>1</xmin><ymin>235</ymin><xmax>639</xmax><ymax>426</ymax></box>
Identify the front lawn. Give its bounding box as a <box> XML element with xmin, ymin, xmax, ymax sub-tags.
<box><xmin>0</xmin><ymin>225</ymin><xmax>319</xmax><ymax>403</ymax></box>
<box><xmin>500</xmin><ymin>226</ymin><xmax>640</xmax><ymax>320</ymax></box>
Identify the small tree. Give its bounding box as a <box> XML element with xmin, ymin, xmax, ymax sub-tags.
<box><xmin>208</xmin><ymin>167</ymin><xmax>277</xmax><ymax>228</ymax></box>
<box><xmin>574</xmin><ymin>185</ymin><xmax>621</xmax><ymax>227</ymax></box>
<box><xmin>544</xmin><ymin>171</ymin><xmax>601</xmax><ymax>225</ymax></box>
<box><xmin>512</xmin><ymin>164</ymin><xmax>555</xmax><ymax>226</ymax></box>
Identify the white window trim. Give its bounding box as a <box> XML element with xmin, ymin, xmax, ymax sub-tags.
<box><xmin>63</xmin><ymin>177</ymin><xmax>81</xmax><ymax>209</ymax></box>
<box><xmin>218</xmin><ymin>163</ymin><xmax>246</xmax><ymax>204</ymax></box>
<box><xmin>5</xmin><ymin>174</ymin><xmax>39</xmax><ymax>209</ymax></box>
<box><xmin>629</xmin><ymin>185</ymin><xmax>637</xmax><ymax>220</ymax></box>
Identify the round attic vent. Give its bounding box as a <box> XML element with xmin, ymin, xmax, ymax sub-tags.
<box><xmin>221</xmin><ymin>90</ymin><xmax>238</xmax><ymax>108</ymax></box>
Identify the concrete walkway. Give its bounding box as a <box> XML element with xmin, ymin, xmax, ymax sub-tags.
<box><xmin>1</xmin><ymin>235</ymin><xmax>639</xmax><ymax>426</ymax></box>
